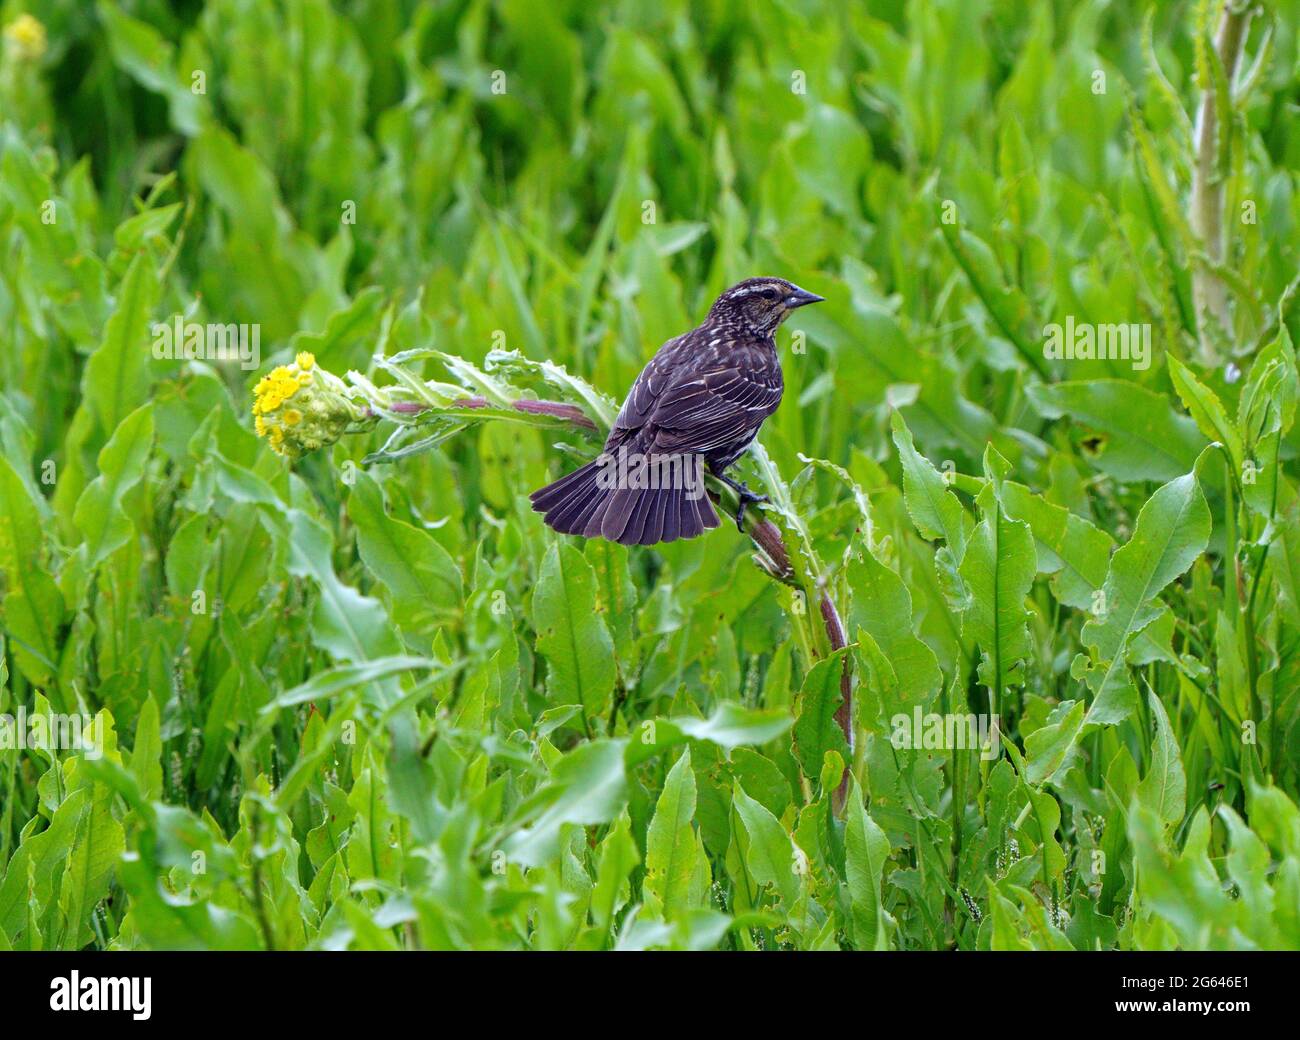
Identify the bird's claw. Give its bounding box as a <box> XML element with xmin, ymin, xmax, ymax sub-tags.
<box><xmin>733</xmin><ymin>483</ymin><xmax>768</xmax><ymax>531</ymax></box>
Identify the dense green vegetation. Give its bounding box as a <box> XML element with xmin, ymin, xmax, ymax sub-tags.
<box><xmin>1</xmin><ymin>0</ymin><xmax>1298</xmax><ymax>950</ymax></box>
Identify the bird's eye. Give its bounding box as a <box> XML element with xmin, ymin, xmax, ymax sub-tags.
<box><xmin>760</xmin><ymin>288</ymin><xmax>779</xmax><ymax>301</ymax></box>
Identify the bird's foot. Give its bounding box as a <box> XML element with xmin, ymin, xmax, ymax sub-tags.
<box><xmin>727</xmin><ymin>480</ymin><xmax>769</xmax><ymax>531</ymax></box>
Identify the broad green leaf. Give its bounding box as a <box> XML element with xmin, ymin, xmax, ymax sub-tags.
<box><xmin>1167</xmin><ymin>354</ymin><xmax>1241</xmax><ymax>470</ymax></box>
<box><xmin>1000</xmin><ymin>480</ymin><xmax>1112</xmax><ymax>611</ymax></box>
<box><xmin>1024</xmin><ymin>700</ymin><xmax>1085</xmax><ymax>786</ymax></box>
<box><xmin>585</xmin><ymin>539</ymin><xmax>638</xmax><ymax>675</ymax></box>
<box><xmin>1022</xmin><ymin>783</ymin><xmax>1067</xmax><ymax>886</ymax></box>
<box><xmin>348</xmin><ymin>471</ymin><xmax>462</xmax><ymax>623</ymax></box>
<box><xmin>59</xmin><ymin>758</ymin><xmax>126</xmax><ymax>949</ymax></box>
<box><xmin>534</xmin><ymin>542</ymin><xmax>616</xmax><ymax>726</ymax></box>
<box><xmin>73</xmin><ymin>403</ymin><xmax>154</xmax><ymax>570</ymax></box>
<box><xmin>263</xmin><ymin>656</ymin><xmax>455</xmax><ymax>712</ymax></box>
<box><xmin>731</xmin><ymin>785</ymin><xmax>798</xmax><ymax>909</ymax></box>
<box><xmin>98</xmin><ymin>1</ymin><xmax>204</xmax><ymax>134</ymax></box>
<box><xmin>0</xmin><ymin>790</ymin><xmax>88</xmax><ymax>943</ymax></box>
<box><xmin>286</xmin><ymin>509</ymin><xmax>404</xmax><ymax>669</ymax></box>
<box><xmin>587</xmin><ymin>812</ymin><xmax>640</xmax><ymax>943</ymax></box>
<box><xmin>959</xmin><ymin>471</ymin><xmax>1036</xmax><ymax>702</ymax></box>
<box><xmin>83</xmin><ymin>255</ymin><xmax>160</xmax><ymax>438</ymax></box>
<box><xmin>1136</xmin><ymin>687</ymin><xmax>1186</xmax><ymax>828</ymax></box>
<box><xmin>0</xmin><ymin>457</ymin><xmax>65</xmax><ymax>685</ymax></box>
<box><xmin>844</xmin><ymin>783</ymin><xmax>892</xmax><ymax>949</ymax></box>
<box><xmin>940</xmin><ymin>221</ymin><xmax>1045</xmax><ymax>376</ymax></box>
<box><xmin>130</xmin><ymin>695</ymin><xmax>163</xmax><ymax>802</ymax></box>
<box><xmin>792</xmin><ymin>650</ymin><xmax>851</xmax><ymax>783</ymax></box>
<box><xmin>847</xmin><ymin>546</ymin><xmax>942</xmax><ymax>706</ymax></box>
<box><xmin>1026</xmin><ymin>381</ymin><xmax>1206</xmax><ymax>482</ymax></box>
<box><xmin>644</xmin><ymin>749</ymin><xmax>698</xmax><ymax>920</ymax></box>
<box><xmin>1081</xmin><ymin>467</ymin><xmax>1211</xmax><ymax>725</ymax></box>
<box><xmin>671</xmin><ymin>704</ymin><xmax>792</xmax><ymax>750</ymax></box>
<box><xmin>502</xmin><ymin>739</ymin><xmax>628</xmax><ymax>868</ymax></box>
<box><xmin>890</xmin><ymin>410</ymin><xmax>970</xmax><ymax>552</ymax></box>
<box><xmin>1128</xmin><ymin>806</ymin><xmax>1232</xmax><ymax>949</ymax></box>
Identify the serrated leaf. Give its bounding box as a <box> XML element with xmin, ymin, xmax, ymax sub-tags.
<box><xmin>1082</xmin><ymin>466</ymin><xmax>1211</xmax><ymax>725</ymax></box>
<box><xmin>889</xmin><ymin>412</ymin><xmax>971</xmax><ymax>552</ymax></box>
<box><xmin>1167</xmin><ymin>354</ymin><xmax>1241</xmax><ymax>469</ymax></box>
<box><xmin>846</xmin><ymin>546</ymin><xmax>941</xmax><ymax>705</ymax></box>
<box><xmin>792</xmin><ymin>650</ymin><xmax>851</xmax><ymax>783</ymax></box>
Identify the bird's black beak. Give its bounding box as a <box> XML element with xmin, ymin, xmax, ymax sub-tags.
<box><xmin>783</xmin><ymin>286</ymin><xmax>825</xmax><ymax>309</ymax></box>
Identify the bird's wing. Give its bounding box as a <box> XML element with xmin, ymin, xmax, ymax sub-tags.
<box><xmin>647</xmin><ymin>363</ymin><xmax>783</xmax><ymax>455</ymax></box>
<box><xmin>606</xmin><ymin>335</ymin><xmax>688</xmax><ymax>448</ymax></box>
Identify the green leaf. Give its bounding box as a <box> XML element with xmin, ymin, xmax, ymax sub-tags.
<box><xmin>671</xmin><ymin>704</ymin><xmax>793</xmax><ymax>750</ymax></box>
<box><xmin>844</xmin><ymin>783</ymin><xmax>892</xmax><ymax>949</ymax></box>
<box><xmin>98</xmin><ymin>1</ymin><xmax>203</xmax><ymax>134</ymax></box>
<box><xmin>846</xmin><ymin>547</ymin><xmax>942</xmax><ymax>706</ymax></box>
<box><xmin>1128</xmin><ymin>805</ymin><xmax>1233</xmax><ymax>949</ymax></box>
<box><xmin>1081</xmin><ymin>466</ymin><xmax>1211</xmax><ymax>725</ymax></box>
<box><xmin>263</xmin><ymin>656</ymin><xmax>455</xmax><ymax>712</ymax></box>
<box><xmin>889</xmin><ymin>412</ymin><xmax>971</xmax><ymax>552</ymax></box>
<box><xmin>1024</xmin><ymin>700</ymin><xmax>1085</xmax><ymax>786</ymax></box>
<box><xmin>585</xmin><ymin>539</ymin><xmax>638</xmax><ymax>675</ymax></box>
<box><xmin>73</xmin><ymin>403</ymin><xmax>154</xmax><ymax>570</ymax></box>
<box><xmin>644</xmin><ymin>749</ymin><xmax>698</xmax><ymax>920</ymax></box>
<box><xmin>502</xmin><ymin>739</ymin><xmax>628</xmax><ymax>868</ymax></box>
<box><xmin>0</xmin><ymin>790</ymin><xmax>88</xmax><ymax>943</ymax></box>
<box><xmin>1026</xmin><ymin>381</ymin><xmax>1206</xmax><ymax>482</ymax></box>
<box><xmin>625</xmin><ymin>704</ymin><xmax>793</xmax><ymax>768</ymax></box>
<box><xmin>792</xmin><ymin>650</ymin><xmax>851</xmax><ymax>783</ymax></box>
<box><xmin>130</xmin><ymin>695</ymin><xmax>163</xmax><ymax>802</ymax></box>
<box><xmin>588</xmin><ymin>812</ymin><xmax>640</xmax><ymax>942</ymax></box>
<box><xmin>348</xmin><ymin>471</ymin><xmax>463</xmax><ymax>624</ymax></box>
<box><xmin>1167</xmin><ymin>354</ymin><xmax>1241</xmax><ymax>470</ymax></box>
<box><xmin>534</xmin><ymin>542</ymin><xmax>616</xmax><ymax>727</ymax></box>
<box><xmin>1136</xmin><ymin>687</ymin><xmax>1187</xmax><ymax>828</ymax></box>
<box><xmin>286</xmin><ymin>509</ymin><xmax>404</xmax><ymax>671</ymax></box>
<box><xmin>939</xmin><ymin>221</ymin><xmax>1047</xmax><ymax>376</ymax></box>
<box><xmin>959</xmin><ymin>462</ymin><xmax>1036</xmax><ymax>702</ymax></box>
<box><xmin>1000</xmin><ymin>479</ymin><xmax>1112</xmax><ymax>611</ymax></box>
<box><xmin>731</xmin><ymin>784</ymin><xmax>798</xmax><ymax>909</ymax></box>
<box><xmin>1021</xmin><ymin>783</ymin><xmax>1067</xmax><ymax>887</ymax></box>
<box><xmin>0</xmin><ymin>457</ymin><xmax>65</xmax><ymax>685</ymax></box>
<box><xmin>59</xmin><ymin>761</ymin><xmax>126</xmax><ymax>949</ymax></box>
<box><xmin>83</xmin><ymin>254</ymin><xmax>160</xmax><ymax>438</ymax></box>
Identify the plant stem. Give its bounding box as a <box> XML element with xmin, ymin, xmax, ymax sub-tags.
<box><xmin>1190</xmin><ymin>0</ymin><xmax>1254</xmax><ymax>360</ymax></box>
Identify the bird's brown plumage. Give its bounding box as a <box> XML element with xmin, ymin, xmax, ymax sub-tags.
<box><xmin>530</xmin><ymin>277</ymin><xmax>823</xmax><ymax>546</ymax></box>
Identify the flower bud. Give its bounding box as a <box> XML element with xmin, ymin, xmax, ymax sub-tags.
<box><xmin>252</xmin><ymin>352</ymin><xmax>366</xmax><ymax>458</ymax></box>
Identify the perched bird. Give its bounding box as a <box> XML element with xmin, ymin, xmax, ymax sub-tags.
<box><xmin>530</xmin><ymin>276</ymin><xmax>823</xmax><ymax>546</ymax></box>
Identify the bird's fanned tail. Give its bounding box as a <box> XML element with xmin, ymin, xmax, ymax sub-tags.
<box><xmin>529</xmin><ymin>459</ymin><xmax>719</xmax><ymax>546</ymax></box>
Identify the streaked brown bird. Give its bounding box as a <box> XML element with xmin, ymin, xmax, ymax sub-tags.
<box><xmin>530</xmin><ymin>276</ymin><xmax>823</xmax><ymax>545</ymax></box>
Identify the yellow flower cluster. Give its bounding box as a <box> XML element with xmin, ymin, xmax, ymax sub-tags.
<box><xmin>252</xmin><ymin>352</ymin><xmax>359</xmax><ymax>457</ymax></box>
<box><xmin>3</xmin><ymin>13</ymin><xmax>47</xmax><ymax>61</ymax></box>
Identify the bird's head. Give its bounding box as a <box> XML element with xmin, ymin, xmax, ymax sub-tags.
<box><xmin>707</xmin><ymin>277</ymin><xmax>824</xmax><ymax>336</ymax></box>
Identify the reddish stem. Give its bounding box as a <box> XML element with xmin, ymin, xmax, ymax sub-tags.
<box><xmin>820</xmin><ymin>591</ymin><xmax>853</xmax><ymax>812</ymax></box>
